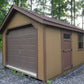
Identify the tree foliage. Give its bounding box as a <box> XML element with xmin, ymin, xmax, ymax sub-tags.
<box><xmin>34</xmin><ymin>0</ymin><xmax>50</xmax><ymax>15</ymax></box>
<box><xmin>0</xmin><ymin>0</ymin><xmax>8</xmax><ymax>25</ymax></box>
<box><xmin>51</xmin><ymin>0</ymin><xmax>70</xmax><ymax>21</ymax></box>
<box><xmin>0</xmin><ymin>0</ymin><xmax>83</xmax><ymax>27</ymax></box>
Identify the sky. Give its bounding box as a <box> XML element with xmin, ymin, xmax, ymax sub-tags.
<box><xmin>75</xmin><ymin>0</ymin><xmax>82</xmax><ymax>29</ymax></box>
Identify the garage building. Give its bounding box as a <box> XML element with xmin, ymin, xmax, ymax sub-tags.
<box><xmin>0</xmin><ymin>5</ymin><xmax>84</xmax><ymax>81</ymax></box>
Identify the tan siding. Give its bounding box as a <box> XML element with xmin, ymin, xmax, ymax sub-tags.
<box><xmin>72</xmin><ymin>32</ymin><xmax>84</xmax><ymax>67</ymax></box>
<box><xmin>6</xmin><ymin>13</ymin><xmax>29</xmax><ymax>29</ymax></box>
<box><xmin>46</xmin><ymin>26</ymin><xmax>62</xmax><ymax>80</ymax></box>
<box><xmin>2</xmin><ymin>12</ymin><xmax>44</xmax><ymax>80</ymax></box>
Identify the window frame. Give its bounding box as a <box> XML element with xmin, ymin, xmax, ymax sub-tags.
<box><xmin>78</xmin><ymin>33</ymin><xmax>83</xmax><ymax>49</ymax></box>
<box><xmin>64</xmin><ymin>33</ymin><xmax>71</xmax><ymax>39</ymax></box>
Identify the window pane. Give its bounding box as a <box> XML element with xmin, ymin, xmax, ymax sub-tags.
<box><xmin>78</xmin><ymin>34</ymin><xmax>83</xmax><ymax>49</ymax></box>
<box><xmin>64</xmin><ymin>34</ymin><xmax>70</xmax><ymax>39</ymax></box>
<box><xmin>78</xmin><ymin>34</ymin><xmax>83</xmax><ymax>42</ymax></box>
<box><xmin>79</xmin><ymin>42</ymin><xmax>83</xmax><ymax>48</ymax></box>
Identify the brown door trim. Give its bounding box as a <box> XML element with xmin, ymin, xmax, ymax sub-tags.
<box><xmin>5</xmin><ymin>23</ymin><xmax>38</xmax><ymax>78</ymax></box>
<box><xmin>61</xmin><ymin>30</ymin><xmax>72</xmax><ymax>72</ymax></box>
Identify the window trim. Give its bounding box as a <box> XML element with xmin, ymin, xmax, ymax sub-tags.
<box><xmin>64</xmin><ymin>33</ymin><xmax>71</xmax><ymax>39</ymax></box>
<box><xmin>78</xmin><ymin>33</ymin><xmax>83</xmax><ymax>50</ymax></box>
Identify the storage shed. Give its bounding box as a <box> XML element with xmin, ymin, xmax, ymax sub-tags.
<box><xmin>0</xmin><ymin>5</ymin><xmax>84</xmax><ymax>81</ymax></box>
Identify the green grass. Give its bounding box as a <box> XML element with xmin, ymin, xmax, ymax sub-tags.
<box><xmin>0</xmin><ymin>48</ymin><xmax>2</xmax><ymax>52</ymax></box>
<box><xmin>5</xmin><ymin>73</ymin><xmax>8</xmax><ymax>76</ymax></box>
<box><xmin>0</xmin><ymin>41</ymin><xmax>2</xmax><ymax>48</ymax></box>
<box><xmin>1</xmin><ymin>66</ymin><xmax>4</xmax><ymax>70</ymax></box>
<box><xmin>18</xmin><ymin>72</ymin><xmax>25</xmax><ymax>77</ymax></box>
<box><xmin>10</xmin><ymin>69</ymin><xmax>16</xmax><ymax>74</ymax></box>
<box><xmin>10</xmin><ymin>69</ymin><xmax>25</xmax><ymax>77</ymax></box>
<box><xmin>47</xmin><ymin>80</ymin><xmax>51</xmax><ymax>84</ymax></box>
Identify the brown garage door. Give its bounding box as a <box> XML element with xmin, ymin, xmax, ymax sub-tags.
<box><xmin>6</xmin><ymin>26</ymin><xmax>37</xmax><ymax>76</ymax></box>
<box><xmin>61</xmin><ymin>30</ymin><xmax>72</xmax><ymax>71</ymax></box>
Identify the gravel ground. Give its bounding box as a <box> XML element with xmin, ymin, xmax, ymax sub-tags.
<box><xmin>0</xmin><ymin>52</ymin><xmax>84</xmax><ymax>84</ymax></box>
<box><xmin>52</xmin><ymin>65</ymin><xmax>84</xmax><ymax>84</ymax></box>
<box><xmin>0</xmin><ymin>53</ymin><xmax>2</xmax><ymax>64</ymax></box>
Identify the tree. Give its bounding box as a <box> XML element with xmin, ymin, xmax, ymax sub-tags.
<box><xmin>30</xmin><ymin>0</ymin><xmax>32</xmax><ymax>10</ymax></box>
<box><xmin>0</xmin><ymin>0</ymin><xmax>8</xmax><ymax>25</ymax></box>
<box><xmin>58</xmin><ymin>0</ymin><xmax>60</xmax><ymax>20</ymax></box>
<box><xmin>0</xmin><ymin>0</ymin><xmax>8</xmax><ymax>48</ymax></box>
<box><xmin>13</xmin><ymin>0</ymin><xmax>27</xmax><ymax>8</ymax></box>
<box><xmin>51</xmin><ymin>0</ymin><xmax>54</xmax><ymax>18</ymax></box>
<box><xmin>82</xmin><ymin>9</ymin><xmax>84</xmax><ymax>29</ymax></box>
<box><xmin>73</xmin><ymin>0</ymin><xmax>82</xmax><ymax>26</ymax></box>
<box><xmin>50</xmin><ymin>0</ymin><xmax>70</xmax><ymax>23</ymax></box>
<box><xmin>0</xmin><ymin>0</ymin><xmax>83</xmax><ymax>27</ymax></box>
<box><xmin>34</xmin><ymin>0</ymin><xmax>50</xmax><ymax>15</ymax></box>
<box><xmin>65</xmin><ymin>0</ymin><xmax>82</xmax><ymax>26</ymax></box>
<box><xmin>74</xmin><ymin>0</ymin><xmax>75</xmax><ymax>26</ymax></box>
<box><xmin>71</xmin><ymin>0</ymin><xmax>73</xmax><ymax>25</ymax></box>
<box><xmin>81</xmin><ymin>0</ymin><xmax>84</xmax><ymax>29</ymax></box>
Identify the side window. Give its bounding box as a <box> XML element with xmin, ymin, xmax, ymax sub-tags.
<box><xmin>78</xmin><ymin>34</ymin><xmax>83</xmax><ymax>49</ymax></box>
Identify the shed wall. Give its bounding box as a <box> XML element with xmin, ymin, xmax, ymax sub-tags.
<box><xmin>45</xmin><ymin>26</ymin><xmax>62</xmax><ymax>80</ymax></box>
<box><xmin>72</xmin><ymin>32</ymin><xmax>84</xmax><ymax>66</ymax></box>
<box><xmin>2</xmin><ymin>12</ymin><xmax>44</xmax><ymax>80</ymax></box>
<box><xmin>2</xmin><ymin>11</ymin><xmax>84</xmax><ymax>81</ymax></box>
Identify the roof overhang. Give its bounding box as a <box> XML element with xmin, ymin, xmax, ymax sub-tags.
<box><xmin>0</xmin><ymin>5</ymin><xmax>84</xmax><ymax>34</ymax></box>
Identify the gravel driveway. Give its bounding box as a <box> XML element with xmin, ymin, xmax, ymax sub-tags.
<box><xmin>0</xmin><ymin>52</ymin><xmax>84</xmax><ymax>84</ymax></box>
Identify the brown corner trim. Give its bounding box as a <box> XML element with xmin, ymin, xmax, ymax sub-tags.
<box><xmin>2</xmin><ymin>35</ymin><xmax>4</xmax><ymax>66</ymax></box>
<box><xmin>34</xmin><ymin>26</ymin><xmax>38</xmax><ymax>78</ymax></box>
<box><xmin>43</xmin><ymin>27</ymin><xmax>47</xmax><ymax>82</ymax></box>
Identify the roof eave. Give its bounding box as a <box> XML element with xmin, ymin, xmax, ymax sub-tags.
<box><xmin>0</xmin><ymin>5</ymin><xmax>84</xmax><ymax>34</ymax></box>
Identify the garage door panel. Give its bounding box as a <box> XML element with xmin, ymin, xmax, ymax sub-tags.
<box><xmin>8</xmin><ymin>31</ymin><xmax>36</xmax><ymax>38</ymax></box>
<box><xmin>8</xmin><ymin>41</ymin><xmax>36</xmax><ymax>45</ymax></box>
<box><xmin>7</xmin><ymin>51</ymin><xmax>36</xmax><ymax>58</ymax></box>
<box><xmin>7</xmin><ymin>39</ymin><xmax>36</xmax><ymax>45</ymax></box>
<box><xmin>6</xmin><ymin>26</ymin><xmax>37</xmax><ymax>74</ymax></box>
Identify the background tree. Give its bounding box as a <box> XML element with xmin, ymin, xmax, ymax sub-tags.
<box><xmin>71</xmin><ymin>0</ymin><xmax>73</xmax><ymax>25</ymax></box>
<box><xmin>50</xmin><ymin>0</ymin><xmax>71</xmax><ymax>23</ymax></box>
<box><xmin>0</xmin><ymin>0</ymin><xmax>8</xmax><ymax>25</ymax></box>
<box><xmin>74</xmin><ymin>0</ymin><xmax>75</xmax><ymax>25</ymax></box>
<box><xmin>0</xmin><ymin>0</ymin><xmax>8</xmax><ymax>49</ymax></box>
<box><xmin>81</xmin><ymin>0</ymin><xmax>84</xmax><ymax>29</ymax></box>
<box><xmin>34</xmin><ymin>0</ymin><xmax>48</xmax><ymax>15</ymax></box>
<box><xmin>51</xmin><ymin>0</ymin><xmax>54</xmax><ymax>17</ymax></box>
<box><xmin>12</xmin><ymin>0</ymin><xmax>28</xmax><ymax>8</ymax></box>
